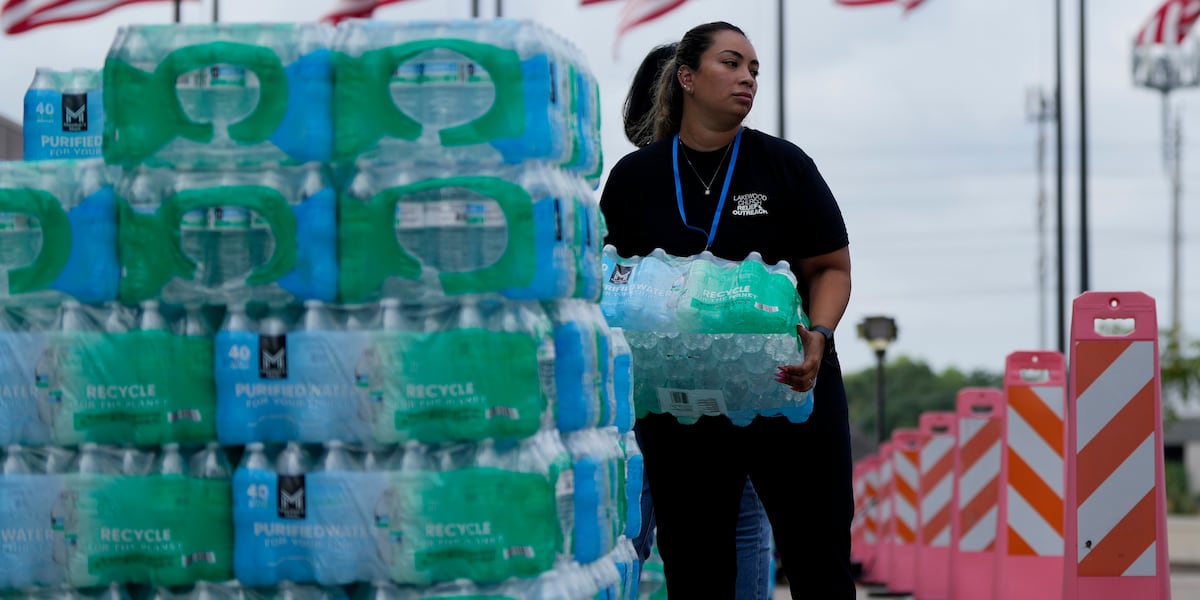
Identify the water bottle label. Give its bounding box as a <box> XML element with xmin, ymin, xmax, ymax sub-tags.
<box><xmin>233</xmin><ymin>466</ymin><xmax>309</xmax><ymax>585</ymax></box>
<box><xmin>208</xmin><ymin>65</ymin><xmax>249</xmax><ymax>88</ymax></box>
<box><xmin>0</xmin><ymin>330</ymin><xmax>53</xmax><ymax>445</ymax></box>
<box><xmin>258</xmin><ymin>333</ymin><xmax>287</xmax><ymax>379</ymax></box>
<box><xmin>370</xmin><ymin>329</ymin><xmax>546</xmax><ymax>443</ymax></box>
<box><xmin>394</xmin><ymin>203</ymin><xmax>423</xmax><ymax>231</ymax></box>
<box><xmin>386</xmin><ymin>466</ymin><xmax>565</xmax><ymax>583</ymax></box>
<box><xmin>0</xmin><ymin>473</ymin><xmax>66</xmax><ymax>588</ymax></box>
<box><xmin>23</xmin><ymin>88</ymin><xmax>104</xmax><ymax>160</ymax></box>
<box><xmin>277</xmin><ymin>474</ymin><xmax>306</xmax><ymax>519</ymax></box>
<box><xmin>216</xmin><ymin>330</ymin><xmax>369</xmax><ymax>444</ymax></box>
<box><xmin>60</xmin><ymin>474</ymin><xmax>232</xmax><ymax>587</ymax></box>
<box><xmin>307</xmin><ymin>471</ymin><xmax>387</xmax><ymax>585</ymax></box>
<box><xmin>233</xmin><ymin>468</ymin><xmax>386</xmax><ymax>586</ymax></box>
<box><xmin>655</xmin><ymin>388</ymin><xmax>727</xmax><ymax>419</ymax></box>
<box><xmin>47</xmin><ymin>331</ymin><xmax>216</xmax><ymax>445</ymax></box>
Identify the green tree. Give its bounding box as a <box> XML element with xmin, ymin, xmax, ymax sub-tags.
<box><xmin>844</xmin><ymin>355</ymin><xmax>1002</xmax><ymax>443</ymax></box>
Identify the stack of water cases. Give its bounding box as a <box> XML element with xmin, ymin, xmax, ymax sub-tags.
<box><xmin>600</xmin><ymin>246</ymin><xmax>815</xmax><ymax>425</ymax></box>
<box><xmin>1</xmin><ymin>157</ymin><xmax>233</xmax><ymax>600</ymax></box>
<box><xmin>0</xmin><ymin>17</ymin><xmax>638</xmax><ymax>600</ymax></box>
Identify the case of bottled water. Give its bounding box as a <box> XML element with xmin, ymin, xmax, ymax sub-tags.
<box><xmin>0</xmin><ymin>443</ymin><xmax>233</xmax><ymax>589</ymax></box>
<box><xmin>365</xmin><ymin>298</ymin><xmax>557</xmax><ymax>444</ymax></box>
<box><xmin>571</xmin><ymin>188</ymin><xmax>605</xmax><ymax>302</ymax></box>
<box><xmin>215</xmin><ymin>301</ymin><xmax>370</xmax><ymax>445</ymax></box>
<box><xmin>232</xmin><ymin>442</ymin><xmax>387</xmax><ymax>587</ymax></box>
<box><xmin>331</xmin><ymin>19</ymin><xmax>599</xmax><ymax>172</ymax></box>
<box><xmin>0</xmin><ymin>445</ymin><xmax>68</xmax><ymax>590</ymax></box>
<box><xmin>601</xmin><ymin>246</ymin><xmax>802</xmax><ymax>335</ymax></box>
<box><xmin>339</xmin><ymin>162</ymin><xmax>588</xmax><ymax>303</ymax></box>
<box><xmin>0</xmin><ymin>301</ymin><xmax>215</xmax><ymax>446</ymax></box>
<box><xmin>116</xmin><ymin>162</ymin><xmax>337</xmax><ymax>306</ymax></box>
<box><xmin>382</xmin><ymin>431</ymin><xmax>574</xmax><ymax>585</ymax></box>
<box><xmin>619</xmin><ymin>431</ymin><xmax>642</xmax><ymax>541</ymax></box>
<box><xmin>609</xmin><ymin>328</ymin><xmax>634</xmax><ymax>434</ymax></box>
<box><xmin>564</xmin><ymin>428</ymin><xmax>623</xmax><ymax>564</ymax></box>
<box><xmin>601</xmin><ymin>246</ymin><xmax>815</xmax><ymax>425</ymax></box>
<box><xmin>0</xmin><ymin>160</ymin><xmax>119</xmax><ymax>305</ymax></box>
<box><xmin>542</xmin><ymin>300</ymin><xmax>603</xmax><ymax>433</ymax></box>
<box><xmin>103</xmin><ymin>23</ymin><xmax>335</xmax><ymax>168</ymax></box>
<box><xmin>232</xmin><ymin>432</ymin><xmax>574</xmax><ymax>588</ymax></box>
<box><xmin>23</xmin><ymin>68</ymin><xmax>105</xmax><ymax>161</ymax></box>
<box><xmin>218</xmin><ymin>298</ymin><xmax>559</xmax><ymax>446</ymax></box>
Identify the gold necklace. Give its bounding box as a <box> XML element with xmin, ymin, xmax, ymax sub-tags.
<box><xmin>679</xmin><ymin>140</ymin><xmax>732</xmax><ymax>196</ymax></box>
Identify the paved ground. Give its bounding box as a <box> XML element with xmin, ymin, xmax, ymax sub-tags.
<box><xmin>772</xmin><ymin>515</ymin><xmax>1200</xmax><ymax>599</ymax></box>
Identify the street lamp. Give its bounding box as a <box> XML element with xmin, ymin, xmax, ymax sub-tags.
<box><xmin>858</xmin><ymin>316</ymin><xmax>898</xmax><ymax>446</ymax></box>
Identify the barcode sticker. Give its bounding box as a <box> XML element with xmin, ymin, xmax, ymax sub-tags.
<box><xmin>657</xmin><ymin>387</ymin><xmax>727</xmax><ymax>418</ymax></box>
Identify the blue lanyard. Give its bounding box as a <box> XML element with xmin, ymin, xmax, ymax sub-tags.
<box><xmin>673</xmin><ymin>128</ymin><xmax>743</xmax><ymax>250</ymax></box>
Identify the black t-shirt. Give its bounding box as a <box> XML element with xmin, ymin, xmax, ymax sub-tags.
<box><xmin>600</xmin><ymin>127</ymin><xmax>848</xmax><ymax>303</ymax></box>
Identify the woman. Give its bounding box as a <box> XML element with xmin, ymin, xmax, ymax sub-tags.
<box><xmin>624</xmin><ymin>41</ymin><xmax>777</xmax><ymax>600</ymax></box>
<box><xmin>600</xmin><ymin>22</ymin><xmax>854</xmax><ymax>598</ymax></box>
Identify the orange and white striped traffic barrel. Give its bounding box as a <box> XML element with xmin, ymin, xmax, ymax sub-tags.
<box><xmin>914</xmin><ymin>411</ymin><xmax>956</xmax><ymax>600</ymax></box>
<box><xmin>852</xmin><ymin>459</ymin><xmax>869</xmax><ymax>566</ymax></box>
<box><xmin>949</xmin><ymin>387</ymin><xmax>1005</xmax><ymax>600</ymax></box>
<box><xmin>886</xmin><ymin>428</ymin><xmax>923</xmax><ymax>596</ymax></box>
<box><xmin>859</xmin><ymin>454</ymin><xmax>885</xmax><ymax>585</ymax></box>
<box><xmin>874</xmin><ymin>441</ymin><xmax>897</xmax><ymax>589</ymax></box>
<box><xmin>1064</xmin><ymin>292</ymin><xmax>1170</xmax><ymax>600</ymax></box>
<box><xmin>994</xmin><ymin>350</ymin><xmax>1066</xmax><ymax>600</ymax></box>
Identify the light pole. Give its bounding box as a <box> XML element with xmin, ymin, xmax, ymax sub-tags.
<box><xmin>858</xmin><ymin>316</ymin><xmax>898</xmax><ymax>446</ymax></box>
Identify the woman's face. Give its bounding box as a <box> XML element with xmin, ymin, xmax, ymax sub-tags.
<box><xmin>680</xmin><ymin>30</ymin><xmax>759</xmax><ymax>123</ymax></box>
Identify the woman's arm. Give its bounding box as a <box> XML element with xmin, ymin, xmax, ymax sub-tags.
<box><xmin>776</xmin><ymin>245</ymin><xmax>851</xmax><ymax>393</ymax></box>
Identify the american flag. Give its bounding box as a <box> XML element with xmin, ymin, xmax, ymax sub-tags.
<box><xmin>1135</xmin><ymin>0</ymin><xmax>1200</xmax><ymax>47</ymax></box>
<box><xmin>582</xmin><ymin>0</ymin><xmax>689</xmax><ymax>41</ymax></box>
<box><xmin>1</xmin><ymin>0</ymin><xmax>186</xmax><ymax>34</ymax></box>
<box><xmin>323</xmin><ymin>0</ymin><xmax>414</xmax><ymax>24</ymax></box>
<box><xmin>835</xmin><ymin>0</ymin><xmax>928</xmax><ymax>12</ymax></box>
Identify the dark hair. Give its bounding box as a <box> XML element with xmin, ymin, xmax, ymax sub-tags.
<box><xmin>623</xmin><ymin>21</ymin><xmax>748</xmax><ymax>146</ymax></box>
<box><xmin>623</xmin><ymin>43</ymin><xmax>676</xmax><ymax>147</ymax></box>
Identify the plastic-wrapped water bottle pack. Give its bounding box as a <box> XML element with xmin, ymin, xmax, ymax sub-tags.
<box><xmin>601</xmin><ymin>246</ymin><xmax>815</xmax><ymax>425</ymax></box>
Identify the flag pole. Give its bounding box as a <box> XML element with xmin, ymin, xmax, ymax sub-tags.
<box><xmin>212</xmin><ymin>0</ymin><xmax>219</xmax><ymax>22</ymax></box>
<box><xmin>173</xmin><ymin>0</ymin><xmax>181</xmax><ymax>22</ymax></box>
<box><xmin>1054</xmin><ymin>0</ymin><xmax>1065</xmax><ymax>353</ymax></box>
<box><xmin>776</xmin><ymin>0</ymin><xmax>785</xmax><ymax>139</ymax></box>
<box><xmin>1078</xmin><ymin>0</ymin><xmax>1089</xmax><ymax>294</ymax></box>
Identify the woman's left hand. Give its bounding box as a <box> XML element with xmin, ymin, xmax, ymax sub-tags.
<box><xmin>775</xmin><ymin>324</ymin><xmax>824</xmax><ymax>393</ymax></box>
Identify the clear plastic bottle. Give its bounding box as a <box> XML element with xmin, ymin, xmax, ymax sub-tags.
<box><xmin>302</xmin><ymin>300</ymin><xmax>335</xmax><ymax>332</ymax></box>
<box><xmin>257</xmin><ymin>310</ymin><xmax>289</xmax><ymax>380</ymax></box>
<box><xmin>190</xmin><ymin>442</ymin><xmax>232</xmax><ymax>479</ymax></box>
<box><xmin>139</xmin><ymin>300</ymin><xmax>168</xmax><ymax>332</ymax></box>
<box><xmin>120</xmin><ymin>446</ymin><xmax>152</xmax><ymax>476</ymax></box>
<box><xmin>182</xmin><ymin>304</ymin><xmax>210</xmax><ymax>337</ymax></box>
<box><xmin>2</xmin><ymin>444</ymin><xmax>31</xmax><ymax>474</ymax></box>
<box><xmin>102</xmin><ymin>301</ymin><xmax>130</xmax><ymax>333</ymax></box>
<box><xmin>232</xmin><ymin>442</ymin><xmax>275</xmax><ymax>587</ymax></box>
<box><xmin>208</xmin><ymin>203</ymin><xmax>252</xmax><ymax>291</ymax></box>
<box><xmin>156</xmin><ymin>443</ymin><xmax>186</xmax><ymax>476</ymax></box>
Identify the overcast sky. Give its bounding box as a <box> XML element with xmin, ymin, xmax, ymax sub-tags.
<box><xmin>0</xmin><ymin>0</ymin><xmax>1194</xmax><ymax>381</ymax></box>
